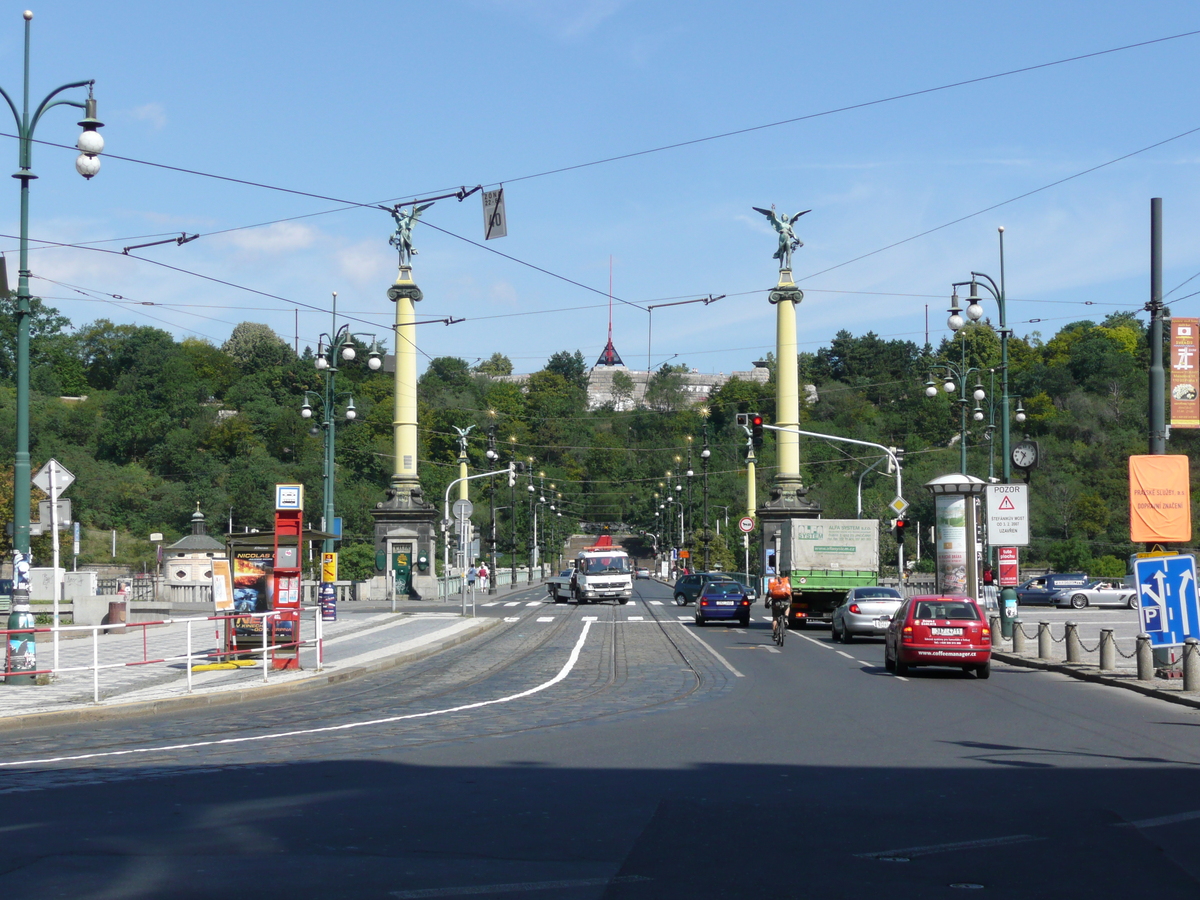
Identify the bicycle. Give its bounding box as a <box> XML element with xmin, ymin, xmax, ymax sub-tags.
<box><xmin>771</xmin><ymin>600</ymin><xmax>788</xmax><ymax>647</ymax></box>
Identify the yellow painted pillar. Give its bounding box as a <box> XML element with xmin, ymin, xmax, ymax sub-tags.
<box><xmin>747</xmin><ymin>448</ymin><xmax>757</xmax><ymax>518</ymax></box>
<box><xmin>459</xmin><ymin>452</ymin><xmax>469</xmax><ymax>501</ymax></box>
<box><xmin>390</xmin><ymin>266</ymin><xmax>420</xmax><ymax>492</ymax></box>
<box><xmin>774</xmin><ymin>269</ymin><xmax>800</xmax><ymax>480</ymax></box>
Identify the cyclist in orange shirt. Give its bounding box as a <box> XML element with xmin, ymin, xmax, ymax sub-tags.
<box><xmin>766</xmin><ymin>573</ymin><xmax>792</xmax><ymax>645</ymax></box>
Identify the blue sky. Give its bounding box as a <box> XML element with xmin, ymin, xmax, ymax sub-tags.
<box><xmin>4</xmin><ymin>1</ymin><xmax>1200</xmax><ymax>378</ymax></box>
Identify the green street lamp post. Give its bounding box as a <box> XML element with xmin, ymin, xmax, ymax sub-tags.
<box><xmin>4</xmin><ymin>10</ymin><xmax>104</xmax><ymax>684</ymax></box>
<box><xmin>924</xmin><ymin>316</ymin><xmax>986</xmax><ymax>475</ymax></box>
<box><xmin>300</xmin><ymin>292</ymin><xmax>381</xmax><ymax>558</ymax></box>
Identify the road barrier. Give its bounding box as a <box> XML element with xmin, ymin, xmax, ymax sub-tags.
<box><xmin>1</xmin><ymin>608</ymin><xmax>324</xmax><ymax>704</ymax></box>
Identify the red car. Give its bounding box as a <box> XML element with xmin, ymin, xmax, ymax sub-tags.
<box><xmin>884</xmin><ymin>594</ymin><xmax>992</xmax><ymax>679</ymax></box>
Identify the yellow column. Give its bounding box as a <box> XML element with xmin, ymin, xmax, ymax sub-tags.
<box><xmin>775</xmin><ymin>270</ymin><xmax>800</xmax><ymax>480</ymax></box>
<box><xmin>459</xmin><ymin>453</ymin><xmax>469</xmax><ymax>501</ymax></box>
<box><xmin>747</xmin><ymin>448</ymin><xmax>757</xmax><ymax>518</ymax></box>
<box><xmin>391</xmin><ymin>267</ymin><xmax>420</xmax><ymax>491</ymax></box>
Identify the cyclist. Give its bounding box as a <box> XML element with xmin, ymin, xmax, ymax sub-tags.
<box><xmin>766</xmin><ymin>573</ymin><xmax>792</xmax><ymax>644</ymax></box>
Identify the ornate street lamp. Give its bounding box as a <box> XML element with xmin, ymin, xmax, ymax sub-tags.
<box><xmin>5</xmin><ymin>11</ymin><xmax>104</xmax><ymax>684</ymax></box>
<box><xmin>301</xmin><ymin>292</ymin><xmax>379</xmax><ymax>558</ymax></box>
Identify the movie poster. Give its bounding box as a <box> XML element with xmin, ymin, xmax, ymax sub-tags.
<box><xmin>233</xmin><ymin>551</ymin><xmax>273</xmax><ymax>639</ymax></box>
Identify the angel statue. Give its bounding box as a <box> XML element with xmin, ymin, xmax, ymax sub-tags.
<box><xmin>389</xmin><ymin>202</ymin><xmax>435</xmax><ymax>267</ymax></box>
<box><xmin>753</xmin><ymin>205</ymin><xmax>810</xmax><ymax>271</ymax></box>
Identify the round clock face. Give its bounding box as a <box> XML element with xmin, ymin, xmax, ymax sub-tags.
<box><xmin>1012</xmin><ymin>441</ymin><xmax>1037</xmax><ymax>469</ymax></box>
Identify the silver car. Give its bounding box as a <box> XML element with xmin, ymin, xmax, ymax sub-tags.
<box><xmin>1051</xmin><ymin>580</ymin><xmax>1139</xmax><ymax>609</ymax></box>
<box><xmin>831</xmin><ymin>586</ymin><xmax>904</xmax><ymax>643</ymax></box>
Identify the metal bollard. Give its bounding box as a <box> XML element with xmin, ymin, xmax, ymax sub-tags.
<box><xmin>1136</xmin><ymin>634</ymin><xmax>1154</xmax><ymax>681</ymax></box>
<box><xmin>989</xmin><ymin>615</ymin><xmax>1003</xmax><ymax>644</ymax></box>
<box><xmin>1099</xmin><ymin>629</ymin><xmax>1115</xmax><ymax>671</ymax></box>
<box><xmin>1038</xmin><ymin>621</ymin><xmax>1052</xmax><ymax>659</ymax></box>
<box><xmin>1012</xmin><ymin>618</ymin><xmax>1025</xmax><ymax>654</ymax></box>
<box><xmin>1184</xmin><ymin>638</ymin><xmax>1200</xmax><ymax>692</ymax></box>
<box><xmin>1065</xmin><ymin>621</ymin><xmax>1080</xmax><ymax>663</ymax></box>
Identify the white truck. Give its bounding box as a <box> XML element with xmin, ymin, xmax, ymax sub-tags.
<box><xmin>778</xmin><ymin>518</ymin><xmax>880</xmax><ymax>627</ymax></box>
<box><xmin>571</xmin><ymin>538</ymin><xmax>633</xmax><ymax>605</ymax></box>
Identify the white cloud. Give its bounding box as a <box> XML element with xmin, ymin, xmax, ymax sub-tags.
<box><xmin>130</xmin><ymin>103</ymin><xmax>167</xmax><ymax>130</ymax></box>
<box><xmin>216</xmin><ymin>221</ymin><xmax>318</xmax><ymax>255</ymax></box>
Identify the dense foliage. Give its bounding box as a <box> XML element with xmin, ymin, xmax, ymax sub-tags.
<box><xmin>0</xmin><ymin>295</ymin><xmax>1188</xmax><ymax>578</ymax></box>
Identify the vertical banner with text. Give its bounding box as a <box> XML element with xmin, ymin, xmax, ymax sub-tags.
<box><xmin>1129</xmin><ymin>455</ymin><xmax>1192</xmax><ymax>544</ymax></box>
<box><xmin>1171</xmin><ymin>318</ymin><xmax>1200</xmax><ymax>428</ymax></box>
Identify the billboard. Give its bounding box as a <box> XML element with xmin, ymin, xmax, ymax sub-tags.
<box><xmin>1170</xmin><ymin>318</ymin><xmax>1200</xmax><ymax>428</ymax></box>
<box><xmin>935</xmin><ymin>495</ymin><xmax>968</xmax><ymax>594</ymax></box>
<box><xmin>1129</xmin><ymin>455</ymin><xmax>1192</xmax><ymax>544</ymax></box>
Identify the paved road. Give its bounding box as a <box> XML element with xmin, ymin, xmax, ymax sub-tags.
<box><xmin>2</xmin><ymin>578</ymin><xmax>1200</xmax><ymax>898</ymax></box>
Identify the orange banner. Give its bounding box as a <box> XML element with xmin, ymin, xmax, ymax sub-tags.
<box><xmin>1129</xmin><ymin>455</ymin><xmax>1192</xmax><ymax>543</ymax></box>
<box><xmin>1171</xmin><ymin>318</ymin><xmax>1200</xmax><ymax>427</ymax></box>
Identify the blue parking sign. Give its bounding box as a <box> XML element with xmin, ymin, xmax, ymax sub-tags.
<box><xmin>1135</xmin><ymin>554</ymin><xmax>1200</xmax><ymax>648</ymax></box>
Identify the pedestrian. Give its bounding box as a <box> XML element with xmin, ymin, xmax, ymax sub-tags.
<box><xmin>477</xmin><ymin>563</ymin><xmax>489</xmax><ymax>592</ymax></box>
<box><xmin>466</xmin><ymin>564</ymin><xmax>478</xmax><ymax>593</ymax></box>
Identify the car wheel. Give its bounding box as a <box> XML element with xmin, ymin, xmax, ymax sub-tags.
<box><xmin>739</xmin><ymin>615</ymin><xmax>750</xmax><ymax>628</ymax></box>
<box><xmin>1070</xmin><ymin>593</ymin><xmax>1088</xmax><ymax>609</ymax></box>
<box><xmin>618</xmin><ymin>598</ymin><xmax>629</xmax><ymax>605</ymax></box>
<box><xmin>674</xmin><ymin>594</ymin><xmax>687</xmax><ymax>606</ymax></box>
<box><xmin>895</xmin><ymin>654</ymin><xmax>909</xmax><ymax>676</ymax></box>
<box><xmin>1127</xmin><ymin>594</ymin><xmax>1139</xmax><ymax>610</ymax></box>
<box><xmin>842</xmin><ymin>628</ymin><xmax>853</xmax><ymax>644</ymax></box>
<box><xmin>884</xmin><ymin>646</ymin><xmax>896</xmax><ymax>672</ymax></box>
<box><xmin>696</xmin><ymin>615</ymin><xmax>706</xmax><ymax>626</ymax></box>
<box><xmin>975</xmin><ymin>660</ymin><xmax>991</xmax><ymax>680</ymax></box>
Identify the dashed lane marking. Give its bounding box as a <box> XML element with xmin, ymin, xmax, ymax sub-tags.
<box><xmin>481</xmin><ymin>602</ymin><xmax>500</xmax><ymax>607</ymax></box>
<box><xmin>836</xmin><ymin>651</ymin><xmax>855</xmax><ymax>660</ymax></box>
<box><xmin>526</xmin><ymin>601</ymin><xmax>542</xmax><ymax>607</ymax></box>
<box><xmin>1122</xmin><ymin>809</ymin><xmax>1200</xmax><ymax>829</ymax></box>
<box><xmin>503</xmin><ymin>617</ymin><xmax>519</xmax><ymax>622</ymax></box>
<box><xmin>536</xmin><ymin>617</ymin><xmax>554</xmax><ymax>623</ymax></box>
<box><xmin>797</xmin><ymin>634</ymin><xmax>835</xmax><ymax>651</ymax></box>
<box><xmin>857</xmin><ymin>834</ymin><xmax>1042</xmax><ymax>861</ymax></box>
<box><xmin>677</xmin><ymin>625</ymin><xmax>745</xmax><ymax>678</ymax></box>
<box><xmin>649</xmin><ymin>601</ymin><xmax>663</xmax><ymax>606</ymax></box>
<box><xmin>627</xmin><ymin>616</ymin><xmax>644</xmax><ymax>621</ymax></box>
<box><xmin>677</xmin><ymin>616</ymin><xmax>691</xmax><ymax>621</ymax></box>
<box><xmin>503</xmin><ymin>602</ymin><xmax>521</xmax><ymax>607</ymax></box>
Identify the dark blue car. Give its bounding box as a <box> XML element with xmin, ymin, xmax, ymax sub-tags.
<box><xmin>695</xmin><ymin>581</ymin><xmax>752</xmax><ymax>627</ymax></box>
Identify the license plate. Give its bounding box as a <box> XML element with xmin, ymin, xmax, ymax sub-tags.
<box><xmin>716</xmin><ymin>601</ymin><xmax>736</xmax><ymax>606</ymax></box>
<box><xmin>931</xmin><ymin>627</ymin><xmax>963</xmax><ymax>636</ymax></box>
<box><xmin>874</xmin><ymin>617</ymin><xmax>890</xmax><ymax>627</ymax></box>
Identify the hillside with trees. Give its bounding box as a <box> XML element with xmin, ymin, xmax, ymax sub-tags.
<box><xmin>0</xmin><ymin>290</ymin><xmax>1189</xmax><ymax>580</ymax></box>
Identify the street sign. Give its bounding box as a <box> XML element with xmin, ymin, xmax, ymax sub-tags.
<box><xmin>32</xmin><ymin>459</ymin><xmax>74</xmax><ymax>495</ymax></box>
<box><xmin>986</xmin><ymin>484</ymin><xmax>1029</xmax><ymax>546</ymax></box>
<box><xmin>482</xmin><ymin>188</ymin><xmax>507</xmax><ymax>240</ymax></box>
<box><xmin>997</xmin><ymin>547</ymin><xmax>1019</xmax><ymax>587</ymax></box>
<box><xmin>452</xmin><ymin>499</ymin><xmax>474</xmax><ymax>520</ymax></box>
<box><xmin>1135</xmin><ymin>554</ymin><xmax>1200</xmax><ymax>647</ymax></box>
<box><xmin>888</xmin><ymin>496</ymin><xmax>909</xmax><ymax>516</ymax></box>
<box><xmin>738</xmin><ymin>516</ymin><xmax>755</xmax><ymax>534</ymax></box>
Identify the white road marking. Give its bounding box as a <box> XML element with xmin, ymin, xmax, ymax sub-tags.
<box><xmin>649</xmin><ymin>601</ymin><xmax>663</xmax><ymax>606</ymax></box>
<box><xmin>627</xmin><ymin>616</ymin><xmax>644</xmax><ymax>621</ymax></box>
<box><xmin>536</xmin><ymin>617</ymin><xmax>554</xmax><ymax>623</ymax></box>
<box><xmin>390</xmin><ymin>875</ymin><xmax>651</xmax><ymax>898</ymax></box>
<box><xmin>581</xmin><ymin>616</ymin><xmax>599</xmax><ymax>622</ymax></box>
<box><xmin>857</xmin><ymin>834</ymin><xmax>1042</xmax><ymax>860</ymax></box>
<box><xmin>836</xmin><ymin>651</ymin><xmax>855</xmax><ymax>660</ymax></box>
<box><xmin>0</xmin><ymin>619</ymin><xmax>601</xmax><ymax>769</ymax></box>
<box><xmin>481</xmin><ymin>602</ymin><xmax>500</xmax><ymax>607</ymax></box>
<box><xmin>503</xmin><ymin>602</ymin><xmax>521</xmax><ymax>607</ymax></box>
<box><xmin>677</xmin><ymin>615</ymin><xmax>691</xmax><ymax>621</ymax></box>
<box><xmin>678</xmin><ymin>626</ymin><xmax>745</xmax><ymax>678</ymax></box>
<box><xmin>1123</xmin><ymin>809</ymin><xmax>1200</xmax><ymax>829</ymax></box>
<box><xmin>797</xmin><ymin>633</ymin><xmax>835</xmax><ymax>651</ymax></box>
<box><xmin>526</xmin><ymin>601</ymin><xmax>542</xmax><ymax>607</ymax></box>
<box><xmin>760</xmin><ymin>617</ymin><xmax>773</xmax><ymax>622</ymax></box>
<box><xmin>895</xmin><ymin>676</ymin><xmax>909</xmax><ymax>682</ymax></box>
<box><xmin>503</xmin><ymin>617</ymin><xmax>519</xmax><ymax>623</ymax></box>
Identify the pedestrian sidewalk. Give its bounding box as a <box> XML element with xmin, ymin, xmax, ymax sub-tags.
<box><xmin>0</xmin><ymin>601</ymin><xmax>503</xmax><ymax>728</ymax></box>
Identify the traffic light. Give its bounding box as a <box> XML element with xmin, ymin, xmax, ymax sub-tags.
<box><xmin>893</xmin><ymin>519</ymin><xmax>909</xmax><ymax>540</ymax></box>
<box><xmin>508</xmin><ymin>461</ymin><xmax>516</xmax><ymax>487</ymax></box>
<box><xmin>736</xmin><ymin>413</ymin><xmax>749</xmax><ymax>427</ymax></box>
<box><xmin>751</xmin><ymin>413</ymin><xmax>764</xmax><ymax>448</ymax></box>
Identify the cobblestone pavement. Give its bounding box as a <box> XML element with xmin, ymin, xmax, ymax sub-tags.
<box><xmin>0</xmin><ymin>581</ymin><xmax>734</xmax><ymax>793</ymax></box>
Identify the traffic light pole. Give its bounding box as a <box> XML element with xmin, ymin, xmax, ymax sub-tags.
<box><xmin>442</xmin><ymin>467</ymin><xmax>510</xmax><ymax>606</ymax></box>
<box><xmin>762</xmin><ymin>425</ymin><xmax>903</xmax><ymax>504</ymax></box>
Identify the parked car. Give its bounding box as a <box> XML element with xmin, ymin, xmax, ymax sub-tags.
<box><xmin>1016</xmin><ymin>574</ymin><xmax>1089</xmax><ymax>605</ymax></box>
<box><xmin>546</xmin><ymin>569</ymin><xmax>574</xmax><ymax>603</ymax></box>
<box><xmin>884</xmin><ymin>594</ymin><xmax>992</xmax><ymax>679</ymax></box>
<box><xmin>694</xmin><ymin>580</ymin><xmax>752</xmax><ymax>627</ymax></box>
<box><xmin>673</xmin><ymin>572</ymin><xmax>738</xmax><ymax>606</ymax></box>
<box><xmin>831</xmin><ymin>586</ymin><xmax>904</xmax><ymax>643</ymax></box>
<box><xmin>1051</xmin><ymin>580</ymin><xmax>1139</xmax><ymax>609</ymax></box>
<box><xmin>635</xmin><ymin>567</ymin><xmax>651</xmax><ymax>580</ymax></box>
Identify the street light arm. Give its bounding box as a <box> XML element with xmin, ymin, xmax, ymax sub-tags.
<box><xmin>763</xmin><ymin>424</ymin><xmax>903</xmax><ymax>503</ymax></box>
<box><xmin>969</xmin><ymin>272</ymin><xmax>1001</xmax><ymax>301</ymax></box>
<box><xmin>28</xmin><ymin>81</ymin><xmax>91</xmax><ymax>134</ymax></box>
<box><xmin>0</xmin><ymin>85</ymin><xmax>18</xmax><ymax>132</ymax></box>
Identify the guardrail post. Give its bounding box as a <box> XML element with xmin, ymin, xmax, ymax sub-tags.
<box><xmin>1065</xmin><ymin>621</ymin><xmax>1080</xmax><ymax>663</ymax></box>
<box><xmin>1184</xmin><ymin>638</ymin><xmax>1200</xmax><ymax>692</ymax></box>
<box><xmin>1038</xmin><ymin>621</ymin><xmax>1052</xmax><ymax>659</ymax></box>
<box><xmin>1012</xmin><ymin>618</ymin><xmax>1025</xmax><ymax>654</ymax></box>
<box><xmin>989</xmin><ymin>615</ymin><xmax>1003</xmax><ymax>645</ymax></box>
<box><xmin>1099</xmin><ymin>629</ymin><xmax>1115</xmax><ymax>671</ymax></box>
<box><xmin>1136</xmin><ymin>634</ymin><xmax>1154</xmax><ymax>681</ymax></box>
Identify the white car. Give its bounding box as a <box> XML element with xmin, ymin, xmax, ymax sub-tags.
<box><xmin>1050</xmin><ymin>580</ymin><xmax>1139</xmax><ymax>609</ymax></box>
<box><xmin>635</xmin><ymin>568</ymin><xmax>650</xmax><ymax>580</ymax></box>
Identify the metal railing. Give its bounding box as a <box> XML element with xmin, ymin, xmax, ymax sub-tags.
<box><xmin>1</xmin><ymin>607</ymin><xmax>324</xmax><ymax>704</ymax></box>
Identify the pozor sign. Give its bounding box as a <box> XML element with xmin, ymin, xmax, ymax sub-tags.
<box><xmin>986</xmin><ymin>484</ymin><xmax>1029</xmax><ymax>546</ymax></box>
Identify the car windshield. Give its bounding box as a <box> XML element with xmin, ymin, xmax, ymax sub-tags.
<box><xmin>915</xmin><ymin>600</ymin><xmax>980</xmax><ymax>621</ymax></box>
<box><xmin>855</xmin><ymin>589</ymin><xmax>901</xmax><ymax>600</ymax></box>
<box><xmin>703</xmin><ymin>583</ymin><xmax>743</xmax><ymax>597</ymax></box>
<box><xmin>581</xmin><ymin>556</ymin><xmax>631</xmax><ymax>575</ymax></box>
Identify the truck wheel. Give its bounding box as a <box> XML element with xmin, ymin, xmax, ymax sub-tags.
<box><xmin>619</xmin><ymin>598</ymin><xmax>629</xmax><ymax>605</ymax></box>
<box><xmin>554</xmin><ymin>592</ymin><xmax>566</xmax><ymax>604</ymax></box>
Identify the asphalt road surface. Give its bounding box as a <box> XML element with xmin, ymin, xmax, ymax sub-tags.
<box><xmin>3</xmin><ymin>578</ymin><xmax>1200</xmax><ymax>899</ymax></box>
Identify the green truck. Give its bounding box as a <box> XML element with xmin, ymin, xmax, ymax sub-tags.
<box><xmin>780</xmin><ymin>518</ymin><xmax>880</xmax><ymax>627</ymax></box>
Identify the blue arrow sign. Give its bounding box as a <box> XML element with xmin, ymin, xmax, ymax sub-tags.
<box><xmin>1135</xmin><ymin>554</ymin><xmax>1200</xmax><ymax>648</ymax></box>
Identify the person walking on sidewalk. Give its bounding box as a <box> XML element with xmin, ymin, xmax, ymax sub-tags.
<box><xmin>467</xmin><ymin>564</ymin><xmax>478</xmax><ymax>594</ymax></box>
<box><xmin>477</xmin><ymin>563</ymin><xmax>489</xmax><ymax>592</ymax></box>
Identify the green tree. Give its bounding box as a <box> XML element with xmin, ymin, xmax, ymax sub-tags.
<box><xmin>222</xmin><ymin>322</ymin><xmax>293</xmax><ymax>372</ymax></box>
<box><xmin>474</xmin><ymin>352</ymin><xmax>513</xmax><ymax>376</ymax></box>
